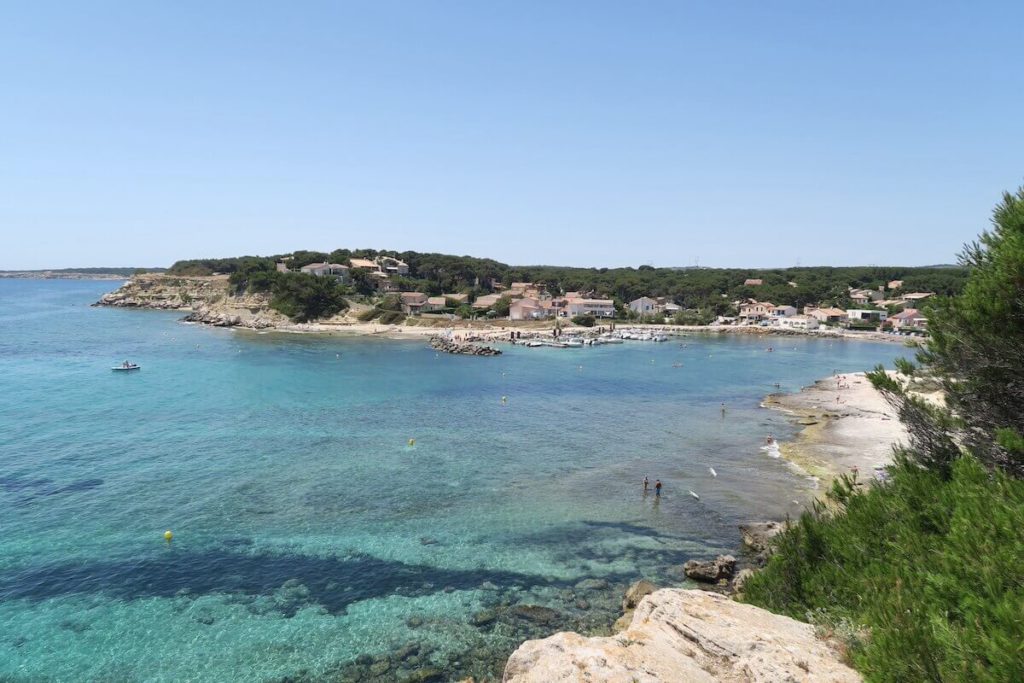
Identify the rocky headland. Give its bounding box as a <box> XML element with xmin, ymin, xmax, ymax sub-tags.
<box><xmin>94</xmin><ymin>274</ymin><xmax>289</xmax><ymax>329</ymax></box>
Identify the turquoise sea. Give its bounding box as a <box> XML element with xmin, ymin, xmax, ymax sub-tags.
<box><xmin>0</xmin><ymin>279</ymin><xmax>905</xmax><ymax>681</ymax></box>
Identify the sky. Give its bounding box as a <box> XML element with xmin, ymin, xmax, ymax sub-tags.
<box><xmin>2</xmin><ymin>2</ymin><xmax>1022</xmax><ymax>270</ymax></box>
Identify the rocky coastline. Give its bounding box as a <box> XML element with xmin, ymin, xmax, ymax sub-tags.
<box><xmin>95</xmin><ymin>275</ymin><xmax>911</xmax><ymax>346</ymax></box>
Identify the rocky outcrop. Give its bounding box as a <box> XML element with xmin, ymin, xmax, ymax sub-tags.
<box><xmin>503</xmin><ymin>589</ymin><xmax>861</xmax><ymax>682</ymax></box>
<box><xmin>684</xmin><ymin>554</ymin><xmax>737</xmax><ymax>583</ymax></box>
<box><xmin>739</xmin><ymin>522</ymin><xmax>785</xmax><ymax>565</ymax></box>
<box><xmin>429</xmin><ymin>337</ymin><xmax>502</xmax><ymax>356</ymax></box>
<box><xmin>95</xmin><ymin>274</ymin><xmax>290</xmax><ymax>330</ymax></box>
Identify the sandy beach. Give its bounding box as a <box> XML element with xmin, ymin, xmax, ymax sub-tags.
<box><xmin>764</xmin><ymin>371</ymin><xmax>909</xmax><ymax>486</ymax></box>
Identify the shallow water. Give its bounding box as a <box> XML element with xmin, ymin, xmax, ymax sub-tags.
<box><xmin>0</xmin><ymin>279</ymin><xmax>905</xmax><ymax>681</ymax></box>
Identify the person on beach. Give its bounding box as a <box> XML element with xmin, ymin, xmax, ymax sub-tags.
<box><xmin>655</xmin><ymin>479</ymin><xmax>662</xmax><ymax>496</ymax></box>
<box><xmin>643</xmin><ymin>475</ymin><xmax>649</xmax><ymax>492</ymax></box>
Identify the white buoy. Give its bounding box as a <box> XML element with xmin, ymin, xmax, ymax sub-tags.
<box><xmin>689</xmin><ymin>490</ymin><xmax>700</xmax><ymax>500</ymax></box>
<box><xmin>709</xmin><ymin>467</ymin><xmax>717</xmax><ymax>477</ymax></box>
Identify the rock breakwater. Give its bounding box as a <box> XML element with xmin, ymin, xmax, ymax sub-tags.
<box><xmin>429</xmin><ymin>337</ymin><xmax>502</xmax><ymax>356</ymax></box>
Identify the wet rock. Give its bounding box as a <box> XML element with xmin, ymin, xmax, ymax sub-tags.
<box><xmin>405</xmin><ymin>616</ymin><xmax>424</xmax><ymax>629</ymax></box>
<box><xmin>479</xmin><ymin>581</ymin><xmax>499</xmax><ymax>591</ymax></box>
<box><xmin>369</xmin><ymin>660</ymin><xmax>391</xmax><ymax>677</ymax></box>
<box><xmin>402</xmin><ymin>668</ymin><xmax>444</xmax><ymax>683</ymax></box>
<box><xmin>470</xmin><ymin>609</ymin><xmax>497</xmax><ymax>627</ymax></box>
<box><xmin>574</xmin><ymin>599</ymin><xmax>590</xmax><ymax>610</ymax></box>
<box><xmin>512</xmin><ymin>604</ymin><xmax>561</xmax><ymax>624</ymax></box>
<box><xmin>683</xmin><ymin>554</ymin><xmax>736</xmax><ymax>583</ymax></box>
<box><xmin>574</xmin><ymin>578</ymin><xmax>609</xmax><ymax>592</ymax></box>
<box><xmin>354</xmin><ymin>654</ymin><xmax>374</xmax><ymax>666</ymax></box>
<box><xmin>394</xmin><ymin>643</ymin><xmax>420</xmax><ymax>661</ymax></box>
<box><xmin>621</xmin><ymin>579</ymin><xmax>657</xmax><ymax>611</ymax></box>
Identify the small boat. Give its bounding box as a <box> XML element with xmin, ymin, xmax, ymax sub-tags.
<box><xmin>564</xmin><ymin>338</ymin><xmax>584</xmax><ymax>347</ymax></box>
<box><xmin>112</xmin><ymin>364</ymin><xmax>141</xmax><ymax>372</ymax></box>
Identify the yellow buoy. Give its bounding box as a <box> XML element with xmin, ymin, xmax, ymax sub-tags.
<box><xmin>164</xmin><ymin>530</ymin><xmax>173</xmax><ymax>542</ymax></box>
<box><xmin>408</xmin><ymin>438</ymin><xmax>415</xmax><ymax>447</ymax></box>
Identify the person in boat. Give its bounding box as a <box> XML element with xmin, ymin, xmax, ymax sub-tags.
<box><xmin>655</xmin><ymin>479</ymin><xmax>662</xmax><ymax>496</ymax></box>
<box><xmin>123</xmin><ymin>360</ymin><xmax>130</xmax><ymax>368</ymax></box>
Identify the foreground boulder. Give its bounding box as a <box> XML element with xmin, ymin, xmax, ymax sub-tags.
<box><xmin>503</xmin><ymin>589</ymin><xmax>861</xmax><ymax>682</ymax></box>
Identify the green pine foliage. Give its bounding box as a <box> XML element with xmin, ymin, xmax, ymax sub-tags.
<box><xmin>744</xmin><ymin>457</ymin><xmax>1024</xmax><ymax>682</ymax></box>
<box><xmin>744</xmin><ymin>186</ymin><xmax>1024</xmax><ymax>682</ymax></box>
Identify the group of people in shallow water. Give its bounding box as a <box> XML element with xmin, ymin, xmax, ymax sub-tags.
<box><xmin>642</xmin><ymin>475</ymin><xmax>663</xmax><ymax>496</ymax></box>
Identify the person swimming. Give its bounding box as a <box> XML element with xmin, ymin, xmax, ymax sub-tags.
<box><xmin>766</xmin><ymin>434</ymin><xmax>775</xmax><ymax>445</ymax></box>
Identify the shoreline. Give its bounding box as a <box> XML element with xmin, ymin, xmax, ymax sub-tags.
<box><xmin>764</xmin><ymin>371</ymin><xmax>909</xmax><ymax>487</ymax></box>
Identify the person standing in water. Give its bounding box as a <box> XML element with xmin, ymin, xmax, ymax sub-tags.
<box><xmin>643</xmin><ymin>475</ymin><xmax>649</xmax><ymax>492</ymax></box>
<box><xmin>655</xmin><ymin>480</ymin><xmax>662</xmax><ymax>496</ymax></box>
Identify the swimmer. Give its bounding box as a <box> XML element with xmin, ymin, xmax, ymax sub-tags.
<box><xmin>765</xmin><ymin>434</ymin><xmax>774</xmax><ymax>445</ymax></box>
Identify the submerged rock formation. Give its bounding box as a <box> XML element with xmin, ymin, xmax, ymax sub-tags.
<box><xmin>503</xmin><ymin>589</ymin><xmax>860</xmax><ymax>682</ymax></box>
<box><xmin>429</xmin><ymin>337</ymin><xmax>502</xmax><ymax>356</ymax></box>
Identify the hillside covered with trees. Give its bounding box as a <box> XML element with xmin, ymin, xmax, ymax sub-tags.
<box><xmin>168</xmin><ymin>249</ymin><xmax>968</xmax><ymax>320</ymax></box>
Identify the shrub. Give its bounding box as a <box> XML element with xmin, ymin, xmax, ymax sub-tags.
<box><xmin>572</xmin><ymin>314</ymin><xmax>596</xmax><ymax>327</ymax></box>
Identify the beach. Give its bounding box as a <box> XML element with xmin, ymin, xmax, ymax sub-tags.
<box><xmin>765</xmin><ymin>371</ymin><xmax>910</xmax><ymax>485</ymax></box>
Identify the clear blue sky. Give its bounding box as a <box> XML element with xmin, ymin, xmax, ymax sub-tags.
<box><xmin>2</xmin><ymin>2</ymin><xmax>1022</xmax><ymax>270</ymax></box>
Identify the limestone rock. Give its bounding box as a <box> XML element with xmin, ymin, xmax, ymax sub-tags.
<box><xmin>740</xmin><ymin>521</ymin><xmax>785</xmax><ymax>565</ymax></box>
<box><xmin>621</xmin><ymin>579</ymin><xmax>657</xmax><ymax>611</ymax></box>
<box><xmin>733</xmin><ymin>568</ymin><xmax>757</xmax><ymax>594</ymax></box>
<box><xmin>503</xmin><ymin>589</ymin><xmax>861</xmax><ymax>683</ymax></box>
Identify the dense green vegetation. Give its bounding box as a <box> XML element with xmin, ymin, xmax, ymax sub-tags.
<box><xmin>169</xmin><ymin>250</ymin><xmax>968</xmax><ymax>321</ymax></box>
<box><xmin>744</xmin><ymin>187</ymin><xmax>1024</xmax><ymax>682</ymax></box>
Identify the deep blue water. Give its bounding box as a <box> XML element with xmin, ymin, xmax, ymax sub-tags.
<box><xmin>0</xmin><ymin>279</ymin><xmax>905</xmax><ymax>681</ymax></box>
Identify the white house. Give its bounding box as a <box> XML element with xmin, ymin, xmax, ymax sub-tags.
<box><xmin>770</xmin><ymin>305</ymin><xmax>798</xmax><ymax>318</ymax></box>
<box><xmin>805</xmin><ymin>306</ymin><xmax>847</xmax><ymax>323</ymax></box>
<box><xmin>889</xmin><ymin>308</ymin><xmax>928</xmax><ymax>330</ymax></box>
<box><xmin>778</xmin><ymin>315</ymin><xmax>820</xmax><ymax>330</ymax></box>
<box><xmin>847</xmin><ymin>309</ymin><xmax>888</xmax><ymax>323</ymax></box>
<box><xmin>739</xmin><ymin>301</ymin><xmax>775</xmax><ymax>322</ymax></box>
<box><xmin>509</xmin><ymin>297</ymin><xmax>551</xmax><ymax>320</ymax></box>
<box><xmin>629</xmin><ymin>296</ymin><xmax>659</xmax><ymax>315</ymax></box>
<box><xmin>377</xmin><ymin>256</ymin><xmax>409</xmax><ymax>276</ymax></box>
<box><xmin>565</xmin><ymin>298</ymin><xmax>615</xmax><ymax>318</ymax></box>
<box><xmin>300</xmin><ymin>263</ymin><xmax>350</xmax><ymax>280</ymax></box>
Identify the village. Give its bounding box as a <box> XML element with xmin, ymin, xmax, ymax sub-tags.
<box><xmin>289</xmin><ymin>257</ymin><xmax>933</xmax><ymax>337</ymax></box>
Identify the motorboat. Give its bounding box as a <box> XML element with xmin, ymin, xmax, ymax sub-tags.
<box><xmin>112</xmin><ymin>363</ymin><xmax>141</xmax><ymax>372</ymax></box>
